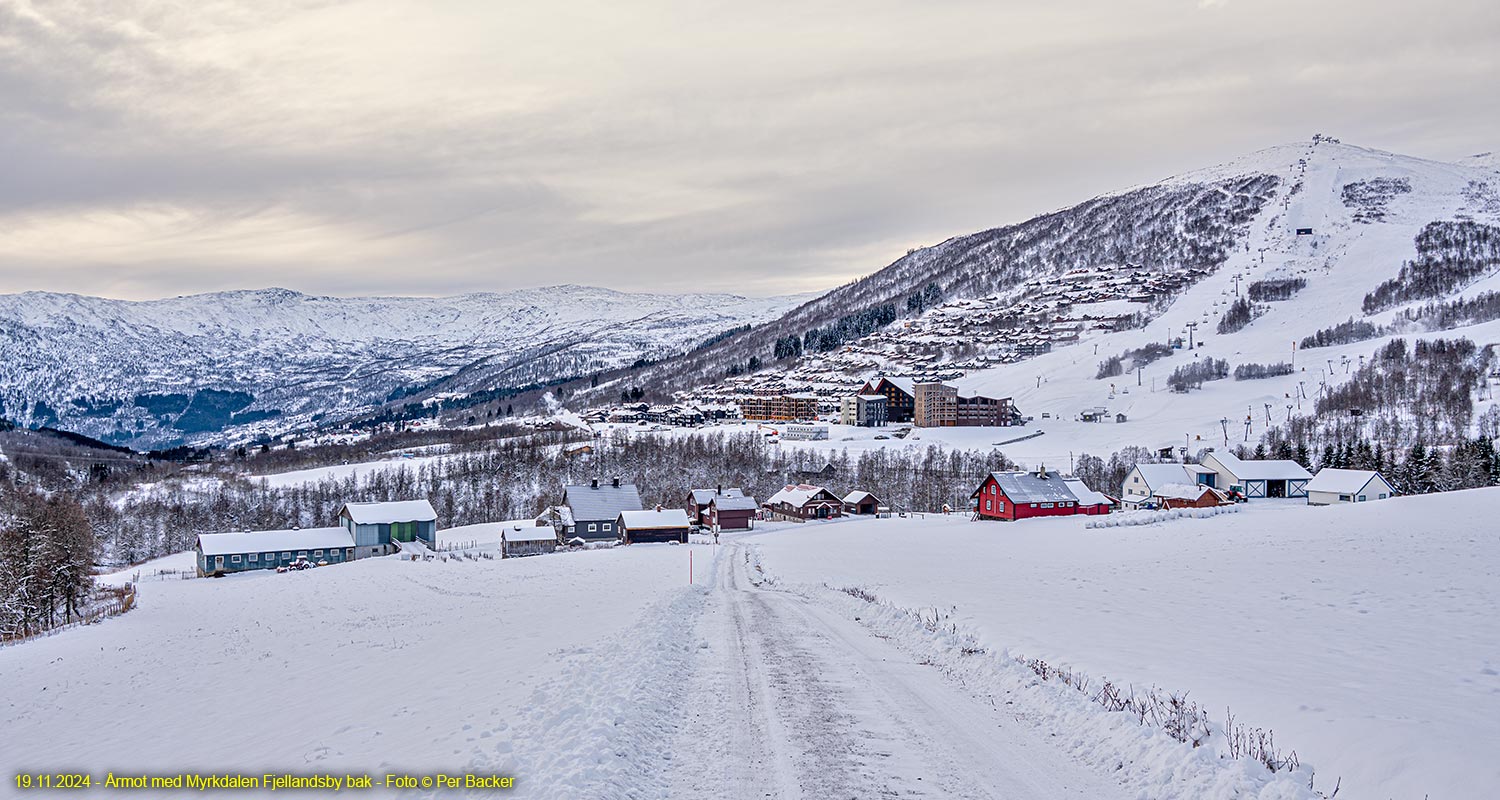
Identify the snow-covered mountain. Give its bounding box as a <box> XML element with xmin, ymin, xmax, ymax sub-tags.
<box><xmin>634</xmin><ymin>137</ymin><xmax>1500</xmax><ymax>459</ymax></box>
<box><xmin>0</xmin><ymin>286</ymin><xmax>802</xmax><ymax>448</ymax></box>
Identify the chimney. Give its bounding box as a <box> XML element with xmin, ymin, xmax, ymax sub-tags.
<box><xmin>590</xmin><ymin>478</ymin><xmax>599</xmax><ymax>489</ymax></box>
<box><xmin>716</xmin><ymin>484</ymin><xmax>723</xmax><ymax>495</ymax></box>
<box><xmin>655</xmin><ymin>504</ymin><xmax>664</xmax><ymax>512</ymax></box>
<box><xmin>612</xmin><ymin>476</ymin><xmax>621</xmax><ymax>488</ymax></box>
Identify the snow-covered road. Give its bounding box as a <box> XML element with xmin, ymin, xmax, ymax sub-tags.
<box><xmin>665</xmin><ymin>545</ymin><xmax>1126</xmax><ymax>799</ymax></box>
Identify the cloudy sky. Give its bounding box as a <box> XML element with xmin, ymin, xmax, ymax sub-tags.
<box><xmin>1</xmin><ymin>0</ymin><xmax>1496</xmax><ymax>300</ymax></box>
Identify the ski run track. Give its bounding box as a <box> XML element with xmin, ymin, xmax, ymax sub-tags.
<box><xmin>5</xmin><ymin>490</ymin><xmax>1499</xmax><ymax>799</ymax></box>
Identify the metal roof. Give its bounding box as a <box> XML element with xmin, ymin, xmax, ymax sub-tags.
<box><xmin>340</xmin><ymin>499</ymin><xmax>437</xmax><ymax>524</ymax></box>
<box><xmin>197</xmin><ymin>527</ymin><xmax>354</xmax><ymax>557</ymax></box>
<box><xmin>842</xmin><ymin>490</ymin><xmax>878</xmax><ymax>505</ymax></box>
<box><xmin>564</xmin><ymin>482</ymin><xmax>643</xmax><ymax>522</ymax></box>
<box><xmin>987</xmin><ymin>471</ymin><xmax>1079</xmax><ymax>504</ymax></box>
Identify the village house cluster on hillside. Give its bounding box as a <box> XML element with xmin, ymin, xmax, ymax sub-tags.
<box><xmin>644</xmin><ymin>259</ymin><xmax>1230</xmax><ymax>435</ymax></box>
<box><xmin>194</xmin><ymin>443</ymin><xmax>1397</xmax><ymax>578</ymax></box>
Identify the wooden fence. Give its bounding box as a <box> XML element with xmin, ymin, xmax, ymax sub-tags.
<box><xmin>0</xmin><ymin>583</ymin><xmax>137</xmax><ymax>647</ymax></box>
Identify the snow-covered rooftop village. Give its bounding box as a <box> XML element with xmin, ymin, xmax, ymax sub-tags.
<box><xmin>3</xmin><ymin>4</ymin><xmax>1500</xmax><ymax>799</ymax></box>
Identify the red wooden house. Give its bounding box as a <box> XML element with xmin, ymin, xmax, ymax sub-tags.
<box><xmin>971</xmin><ymin>470</ymin><xmax>1083</xmax><ymax>521</ymax></box>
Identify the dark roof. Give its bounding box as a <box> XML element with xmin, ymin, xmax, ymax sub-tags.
<box><xmin>563</xmin><ymin>483</ymin><xmax>643</xmax><ymax>522</ymax></box>
<box><xmin>985</xmin><ymin>470</ymin><xmax>1079</xmax><ymax>504</ymax></box>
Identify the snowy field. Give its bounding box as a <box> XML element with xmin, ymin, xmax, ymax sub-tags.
<box><xmin>6</xmin><ymin>491</ymin><xmax>1495</xmax><ymax>799</ymax></box>
<box><xmin>748</xmin><ymin>490</ymin><xmax>1500</xmax><ymax>800</ymax></box>
<box><xmin>1</xmin><ymin>544</ymin><xmax>709</xmax><ymax>798</ymax></box>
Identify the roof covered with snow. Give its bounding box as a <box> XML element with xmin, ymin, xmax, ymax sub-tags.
<box><xmin>197</xmin><ymin>527</ymin><xmax>354</xmax><ymax>556</ymax></box>
<box><xmin>987</xmin><ymin>471</ymin><xmax>1078</xmax><ymax>504</ymax></box>
<box><xmin>842</xmin><ymin>490</ymin><xmax>878</xmax><ymax>505</ymax></box>
<box><xmin>767</xmin><ymin>484</ymin><xmax>840</xmax><ymax>507</ymax></box>
<box><xmin>618</xmin><ymin>508</ymin><xmax>692</xmax><ymax>530</ymax></box>
<box><xmin>1062</xmin><ymin>479</ymin><xmax>1113</xmax><ymax>507</ymax></box>
<box><xmin>564</xmin><ymin>482</ymin><xmax>643</xmax><ymax>521</ymax></box>
<box><xmin>1154</xmin><ymin>483</ymin><xmax>1220</xmax><ymax>501</ymax></box>
<box><xmin>710</xmin><ymin>494</ymin><xmax>760</xmax><ymax>511</ymax></box>
<box><xmin>502</xmin><ymin>525</ymin><xmax>560</xmax><ymax>543</ymax></box>
<box><xmin>339</xmin><ymin>499</ymin><xmax>438</xmax><ymax>524</ymax></box>
<box><xmin>1306</xmin><ymin>468</ymin><xmax>1387</xmax><ymax>494</ymax></box>
<box><xmin>1206</xmin><ymin>452</ymin><xmax>1312</xmax><ymax>481</ymax></box>
<box><xmin>690</xmin><ymin>487</ymin><xmax>744</xmax><ymax>506</ymax></box>
<box><xmin>1131</xmin><ymin>464</ymin><xmax>1212</xmax><ymax>491</ymax></box>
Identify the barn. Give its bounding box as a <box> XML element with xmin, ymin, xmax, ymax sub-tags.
<box><xmin>196</xmin><ymin>527</ymin><xmax>355</xmax><ymax>577</ymax></box>
<box><xmin>1305</xmin><ymin>468</ymin><xmax>1395</xmax><ymax>505</ymax></box>
<box><xmin>688</xmin><ymin>487</ymin><xmax>743</xmax><ymax>523</ymax></box>
<box><xmin>564</xmin><ymin>477</ymin><xmax>643</xmax><ymax>541</ymax></box>
<box><xmin>707</xmin><ymin>494</ymin><xmax>759</xmax><ymax>530</ymax></box>
<box><xmin>337</xmin><ymin>499</ymin><xmax>439</xmax><ymax>558</ymax></box>
<box><xmin>501</xmin><ymin>525</ymin><xmax>559</xmax><ymax>558</ymax></box>
<box><xmin>842</xmin><ymin>490</ymin><xmax>881</xmax><ymax>515</ymax></box>
<box><xmin>1200</xmin><ymin>452</ymin><xmax>1311</xmax><ymax>499</ymax></box>
<box><xmin>617</xmin><ymin>508</ymin><xmax>692</xmax><ymax>544</ymax></box>
<box><xmin>764</xmin><ymin>484</ymin><xmax>844</xmax><ymax>521</ymax></box>
<box><xmin>971</xmin><ymin>470</ymin><xmax>1080</xmax><ymax>521</ymax></box>
<box><xmin>1120</xmin><ymin>463</ymin><xmax>1220</xmax><ymax>508</ymax></box>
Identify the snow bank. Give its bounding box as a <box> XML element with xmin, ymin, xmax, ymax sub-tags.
<box><xmin>753</xmin><ymin>552</ymin><xmax>1324</xmax><ymax>800</ymax></box>
<box><xmin>749</xmin><ymin>491</ymin><xmax>1500</xmax><ymax>800</ymax></box>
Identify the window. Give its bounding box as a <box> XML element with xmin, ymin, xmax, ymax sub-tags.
<box><xmin>1339</xmin><ymin>494</ymin><xmax>1351</xmax><ymax>502</ymax></box>
<box><xmin>1358</xmin><ymin>496</ymin><xmax>1366</xmax><ymax>502</ymax></box>
<box><xmin>603</xmin><ymin>523</ymin><xmax>612</xmax><ymax>531</ymax></box>
<box><xmin>297</xmin><ymin>551</ymin><xmax>307</xmax><ymax>559</ymax></box>
<box><xmin>249</xmin><ymin>553</ymin><xmax>258</xmax><ymax>562</ymax></box>
<box><xmin>985</xmin><ymin>500</ymin><xmax>992</xmax><ymax>511</ymax></box>
<box><xmin>588</xmin><ymin>523</ymin><xmax>597</xmax><ymax>532</ymax></box>
<box><xmin>231</xmin><ymin>555</ymin><xmax>241</xmax><ymax>563</ymax></box>
<box><xmin>1041</xmin><ymin>502</ymin><xmax>1054</xmax><ymax>509</ymax></box>
<box><xmin>281</xmin><ymin>552</ymin><xmax>291</xmax><ymax>559</ymax></box>
<box><xmin>314</xmin><ymin>549</ymin><xmax>323</xmax><ymax>557</ymax></box>
<box><xmin>1132</xmin><ymin>476</ymin><xmax>1139</xmax><ymax>483</ymax></box>
<box><xmin>1379</xmin><ymin>493</ymin><xmax>1388</xmax><ymax>499</ymax></box>
<box><xmin>1030</xmin><ymin>503</ymin><xmax>1038</xmax><ymax>508</ymax></box>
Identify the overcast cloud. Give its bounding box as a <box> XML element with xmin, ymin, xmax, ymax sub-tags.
<box><xmin>0</xmin><ymin>0</ymin><xmax>1496</xmax><ymax>299</ymax></box>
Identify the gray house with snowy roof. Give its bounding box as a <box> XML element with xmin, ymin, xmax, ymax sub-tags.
<box><xmin>563</xmin><ymin>477</ymin><xmax>643</xmax><ymax>540</ymax></box>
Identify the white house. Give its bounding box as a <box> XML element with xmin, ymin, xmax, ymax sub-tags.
<box><xmin>1305</xmin><ymin>468</ymin><xmax>1395</xmax><ymax>506</ymax></box>
<box><xmin>1200</xmin><ymin>451</ymin><xmax>1312</xmax><ymax>499</ymax></box>
<box><xmin>1120</xmin><ymin>463</ymin><xmax>1219</xmax><ymax>508</ymax></box>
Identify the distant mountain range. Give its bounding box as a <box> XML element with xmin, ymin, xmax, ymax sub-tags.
<box><xmin>6</xmin><ymin>137</ymin><xmax>1498</xmax><ymax>453</ymax></box>
<box><xmin>0</xmin><ymin>286</ymin><xmax>802</xmax><ymax>448</ymax></box>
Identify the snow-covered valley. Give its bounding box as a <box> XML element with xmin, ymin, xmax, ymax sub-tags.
<box><xmin>5</xmin><ymin>490</ymin><xmax>1496</xmax><ymax>799</ymax></box>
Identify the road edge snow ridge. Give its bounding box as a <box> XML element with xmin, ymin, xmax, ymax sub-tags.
<box><xmin>745</xmin><ymin>545</ymin><xmax>1337</xmax><ymax>800</ymax></box>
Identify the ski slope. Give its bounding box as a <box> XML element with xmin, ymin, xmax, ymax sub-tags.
<box><xmin>749</xmin><ymin>489</ymin><xmax>1500</xmax><ymax>800</ymax></box>
<box><xmin>780</xmin><ymin>140</ymin><xmax>1500</xmax><ymax>467</ymax></box>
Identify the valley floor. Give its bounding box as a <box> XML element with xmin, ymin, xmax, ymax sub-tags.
<box><xmin>3</xmin><ymin>491</ymin><xmax>1496</xmax><ymax>799</ymax></box>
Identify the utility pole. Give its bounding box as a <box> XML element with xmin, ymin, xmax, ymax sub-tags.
<box><xmin>1221</xmin><ymin>417</ymin><xmax>1229</xmax><ymax>446</ymax></box>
